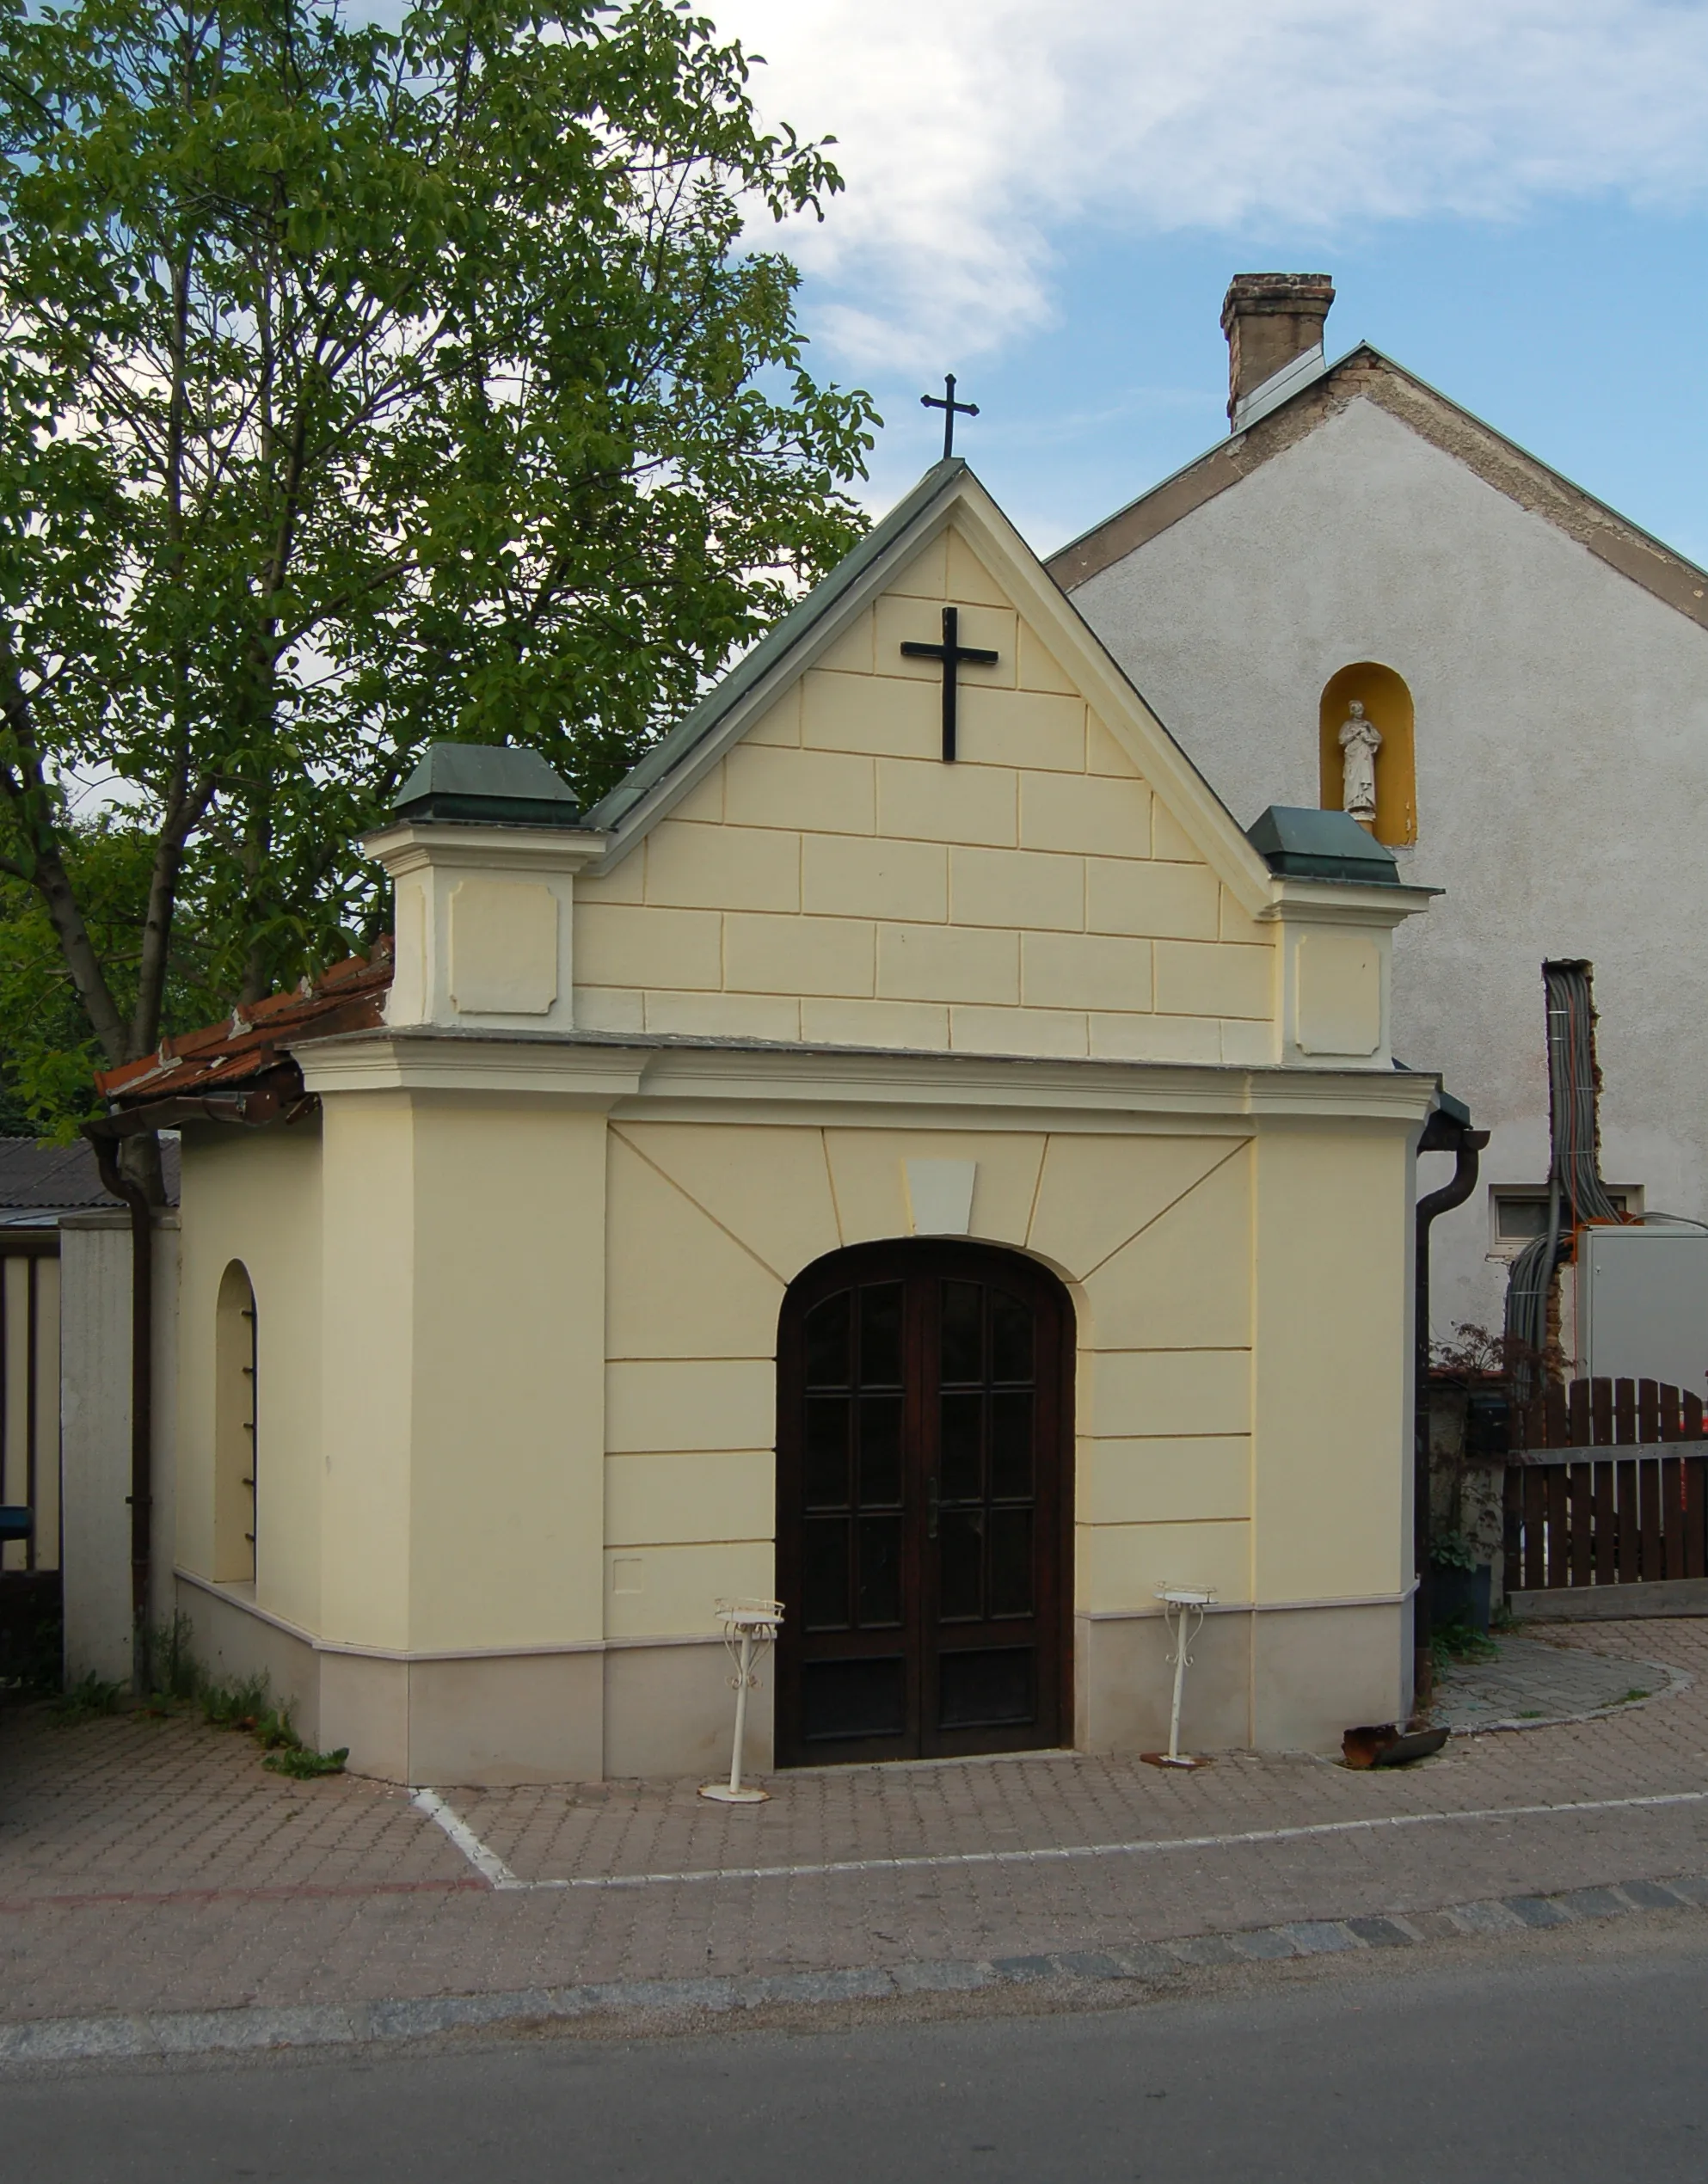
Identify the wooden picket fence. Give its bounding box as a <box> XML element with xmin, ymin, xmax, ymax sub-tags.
<box><xmin>1504</xmin><ymin>1377</ymin><xmax>1708</xmax><ymax>1595</ymax></box>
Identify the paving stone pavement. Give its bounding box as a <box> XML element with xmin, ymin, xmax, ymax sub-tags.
<box><xmin>9</xmin><ymin>1868</ymin><xmax>1708</xmax><ymax>2065</ymax></box>
<box><xmin>3</xmin><ymin>1617</ymin><xmax>1708</xmax><ymax>2038</ymax></box>
<box><xmin>1430</xmin><ymin>1633</ymin><xmax>1682</xmax><ymax>1731</ymax></box>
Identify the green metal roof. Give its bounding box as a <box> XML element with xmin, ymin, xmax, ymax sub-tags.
<box><xmin>1245</xmin><ymin>805</ymin><xmax>1401</xmax><ymax>885</ymax></box>
<box><xmin>585</xmin><ymin>459</ymin><xmax>968</xmax><ymax>834</ymax></box>
<box><xmin>394</xmin><ymin>742</ymin><xmax>582</xmax><ymax>828</ymax></box>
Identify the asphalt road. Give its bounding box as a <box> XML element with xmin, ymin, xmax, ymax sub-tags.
<box><xmin>7</xmin><ymin>1923</ymin><xmax>1708</xmax><ymax>2182</ymax></box>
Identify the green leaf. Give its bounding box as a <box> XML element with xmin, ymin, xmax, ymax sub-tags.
<box><xmin>0</xmin><ymin>0</ymin><xmax>877</xmax><ymax>1109</ymax></box>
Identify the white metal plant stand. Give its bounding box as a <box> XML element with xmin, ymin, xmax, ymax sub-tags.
<box><xmin>1141</xmin><ymin>1587</ymin><xmax>1216</xmax><ymax>1771</ymax></box>
<box><xmin>698</xmin><ymin>1599</ymin><xmax>783</xmax><ymax>1805</ymax></box>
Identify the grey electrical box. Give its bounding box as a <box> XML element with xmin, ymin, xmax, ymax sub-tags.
<box><xmin>1577</xmin><ymin>1228</ymin><xmax>1708</xmax><ymax>1399</ymax></box>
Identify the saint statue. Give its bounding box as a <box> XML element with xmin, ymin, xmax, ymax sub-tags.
<box><xmin>1338</xmin><ymin>701</ymin><xmax>1381</xmax><ymax>828</ymax></box>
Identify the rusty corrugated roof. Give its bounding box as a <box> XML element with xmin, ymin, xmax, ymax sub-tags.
<box><xmin>0</xmin><ymin>1136</ymin><xmax>181</xmax><ymax>1209</ymax></box>
<box><xmin>96</xmin><ymin>942</ymin><xmax>394</xmax><ymax>1111</ymax></box>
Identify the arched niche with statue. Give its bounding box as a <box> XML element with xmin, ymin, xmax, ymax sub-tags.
<box><xmin>1318</xmin><ymin>662</ymin><xmax>1416</xmax><ymax>848</ymax></box>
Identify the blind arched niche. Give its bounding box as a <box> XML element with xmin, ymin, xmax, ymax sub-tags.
<box><xmin>214</xmin><ymin>1261</ymin><xmax>257</xmax><ymax>1584</ymax></box>
<box><xmin>1318</xmin><ymin>662</ymin><xmax>1416</xmax><ymax>848</ymax></box>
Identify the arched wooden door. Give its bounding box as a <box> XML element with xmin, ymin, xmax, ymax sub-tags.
<box><xmin>775</xmin><ymin>1240</ymin><xmax>1072</xmax><ymax>1767</ymax></box>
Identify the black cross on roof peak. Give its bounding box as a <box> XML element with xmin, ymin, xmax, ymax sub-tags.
<box><xmin>921</xmin><ymin>374</ymin><xmax>978</xmax><ymax>461</ymax></box>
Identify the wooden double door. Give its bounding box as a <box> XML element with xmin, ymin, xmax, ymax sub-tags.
<box><xmin>775</xmin><ymin>1241</ymin><xmax>1072</xmax><ymax>1767</ymax></box>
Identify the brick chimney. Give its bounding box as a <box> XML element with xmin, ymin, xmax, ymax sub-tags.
<box><xmin>1221</xmin><ymin>273</ymin><xmax>1334</xmax><ymax>427</ymax></box>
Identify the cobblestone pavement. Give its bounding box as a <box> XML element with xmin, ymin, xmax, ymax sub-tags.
<box><xmin>1430</xmin><ymin>1633</ymin><xmax>1682</xmax><ymax>1731</ymax></box>
<box><xmin>3</xmin><ymin>1618</ymin><xmax>1708</xmax><ymax>2034</ymax></box>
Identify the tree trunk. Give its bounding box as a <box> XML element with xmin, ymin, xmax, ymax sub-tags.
<box><xmin>117</xmin><ymin>1129</ymin><xmax>167</xmax><ymax>1210</ymax></box>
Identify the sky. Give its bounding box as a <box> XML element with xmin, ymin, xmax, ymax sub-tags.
<box><xmin>716</xmin><ymin>0</ymin><xmax>1708</xmax><ymax>564</ymax></box>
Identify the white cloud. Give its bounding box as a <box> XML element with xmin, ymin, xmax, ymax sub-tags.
<box><xmin>721</xmin><ymin>0</ymin><xmax>1708</xmax><ymax>370</ymax></box>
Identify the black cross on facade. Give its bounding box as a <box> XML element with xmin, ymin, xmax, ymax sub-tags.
<box><xmin>921</xmin><ymin>373</ymin><xmax>979</xmax><ymax>459</ymax></box>
<box><xmin>901</xmin><ymin>606</ymin><xmax>998</xmax><ymax>762</ymax></box>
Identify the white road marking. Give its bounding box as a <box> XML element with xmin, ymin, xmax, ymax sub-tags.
<box><xmin>409</xmin><ymin>1788</ymin><xmax>533</xmax><ymax>1891</ymax></box>
<box><xmin>410</xmin><ymin>1783</ymin><xmax>1708</xmax><ymax>1894</ymax></box>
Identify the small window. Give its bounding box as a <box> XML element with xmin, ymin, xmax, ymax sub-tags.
<box><xmin>1490</xmin><ymin>1187</ymin><xmax>1637</xmax><ymax>1254</ymax></box>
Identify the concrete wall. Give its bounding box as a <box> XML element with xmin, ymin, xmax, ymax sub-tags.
<box><xmin>601</xmin><ymin>1114</ymin><xmax>1264</xmax><ymax>1626</ymax></box>
<box><xmin>61</xmin><ymin>1212</ymin><xmax>179</xmax><ymax>1686</ymax></box>
<box><xmin>59</xmin><ymin>1216</ymin><xmax>130</xmax><ymax>1684</ymax></box>
<box><xmin>600</xmin><ymin>1120</ymin><xmax>1262</xmax><ymax>1639</ymax></box>
<box><xmin>595</xmin><ymin>1099</ymin><xmax>1413</xmax><ymax>1762</ymax></box>
<box><xmin>317</xmin><ymin>1089</ymin><xmax>608</xmax><ymax>1656</ymax></box>
<box><xmin>166</xmin><ymin>1063</ymin><xmax>1422</xmax><ymax>1782</ymax></box>
<box><xmin>574</xmin><ymin>522</ymin><xmax>1278</xmax><ymax>1070</ymax></box>
<box><xmin>1072</xmin><ymin>395</ymin><xmax>1708</xmax><ymax>1359</ymax></box>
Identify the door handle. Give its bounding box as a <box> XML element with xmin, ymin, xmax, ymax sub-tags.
<box><xmin>927</xmin><ymin>1474</ymin><xmax>939</xmax><ymax>1540</ymax></box>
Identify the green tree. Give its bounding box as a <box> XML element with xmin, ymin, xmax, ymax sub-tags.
<box><xmin>0</xmin><ymin>816</ymin><xmax>188</xmax><ymax>1132</ymax></box>
<box><xmin>0</xmin><ymin>0</ymin><xmax>875</xmax><ymax>1161</ymax></box>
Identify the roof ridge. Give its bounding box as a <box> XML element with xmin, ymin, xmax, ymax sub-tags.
<box><xmin>1046</xmin><ymin>344</ymin><xmax>1708</xmax><ymax>622</ymax></box>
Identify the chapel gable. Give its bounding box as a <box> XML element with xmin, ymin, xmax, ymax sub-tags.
<box><xmin>572</xmin><ymin>502</ymin><xmax>1278</xmax><ymax>1067</ymax></box>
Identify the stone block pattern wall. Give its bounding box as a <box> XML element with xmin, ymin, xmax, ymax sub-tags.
<box><xmin>573</xmin><ymin>527</ymin><xmax>1276</xmax><ymax>1065</ymax></box>
<box><xmin>600</xmin><ymin>1120</ymin><xmax>1256</xmax><ymax>1668</ymax></box>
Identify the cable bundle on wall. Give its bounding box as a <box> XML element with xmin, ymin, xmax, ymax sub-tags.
<box><xmin>1503</xmin><ymin>960</ymin><xmax>1624</xmax><ymax>1397</ymax></box>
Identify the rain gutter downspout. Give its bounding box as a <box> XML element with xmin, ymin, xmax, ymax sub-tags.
<box><xmin>1413</xmin><ymin>1109</ymin><xmax>1488</xmax><ymax>1708</ymax></box>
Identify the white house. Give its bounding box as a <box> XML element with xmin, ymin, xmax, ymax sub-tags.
<box><xmin>1051</xmin><ymin>274</ymin><xmax>1708</xmax><ymax>1382</ymax></box>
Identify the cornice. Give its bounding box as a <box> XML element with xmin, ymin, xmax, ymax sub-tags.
<box><xmin>297</xmin><ymin>1033</ymin><xmax>647</xmax><ymax>1104</ymax></box>
<box><xmin>1261</xmin><ymin>878</ymin><xmax>1438</xmax><ymax>929</ymax></box>
<box><xmin>293</xmin><ymin>1026</ymin><xmax>1439</xmax><ymax>1127</ymax></box>
<box><xmin>361</xmin><ymin>819</ymin><xmax>611</xmax><ymax>879</ymax></box>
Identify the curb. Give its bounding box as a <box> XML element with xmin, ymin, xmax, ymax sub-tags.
<box><xmin>4</xmin><ymin>1869</ymin><xmax>1708</xmax><ymax>2065</ymax></box>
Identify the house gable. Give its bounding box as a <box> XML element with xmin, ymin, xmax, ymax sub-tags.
<box><xmin>1048</xmin><ymin>347</ymin><xmax>1708</xmax><ymax>640</ymax></box>
<box><xmin>573</xmin><ymin>472</ymin><xmax>1281</xmax><ymax>1066</ymax></box>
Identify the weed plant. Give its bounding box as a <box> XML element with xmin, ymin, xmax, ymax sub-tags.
<box><xmin>199</xmin><ymin>1671</ymin><xmax>270</xmax><ymax>1732</ymax></box>
<box><xmin>185</xmin><ymin>1656</ymin><xmax>347</xmax><ymax>1776</ymax></box>
<box><xmin>264</xmin><ymin>1743</ymin><xmax>350</xmax><ymax>1778</ymax></box>
<box><xmin>151</xmin><ymin>1612</ymin><xmax>199</xmax><ymax>1703</ymax></box>
<box><xmin>51</xmin><ymin>1670</ymin><xmax>127</xmax><ymax>1722</ymax></box>
<box><xmin>47</xmin><ymin>1615</ymin><xmax>349</xmax><ymax>1777</ymax></box>
<box><xmin>1430</xmin><ymin>1619</ymin><xmax>1500</xmax><ymax>1673</ymax></box>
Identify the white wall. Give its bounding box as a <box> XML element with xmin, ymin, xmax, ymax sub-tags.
<box><xmin>59</xmin><ymin>1214</ymin><xmax>132</xmax><ymax>1684</ymax></box>
<box><xmin>1074</xmin><ymin>396</ymin><xmax>1708</xmax><ymax>1365</ymax></box>
<box><xmin>60</xmin><ymin>1212</ymin><xmax>180</xmax><ymax>1685</ymax></box>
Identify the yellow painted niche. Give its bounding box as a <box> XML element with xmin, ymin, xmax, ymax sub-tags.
<box><xmin>1318</xmin><ymin>663</ymin><xmax>1416</xmax><ymax>849</ymax></box>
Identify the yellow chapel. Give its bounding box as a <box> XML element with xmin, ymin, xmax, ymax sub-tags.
<box><xmin>99</xmin><ymin>458</ymin><xmax>1441</xmax><ymax>1785</ymax></box>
